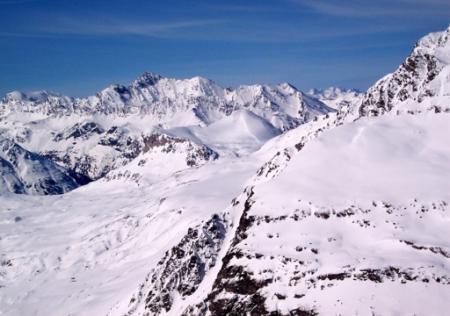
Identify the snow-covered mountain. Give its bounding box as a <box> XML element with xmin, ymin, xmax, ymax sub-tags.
<box><xmin>0</xmin><ymin>75</ymin><xmax>333</xmax><ymax>193</ymax></box>
<box><xmin>358</xmin><ymin>26</ymin><xmax>450</xmax><ymax>116</ymax></box>
<box><xmin>1</xmin><ymin>26</ymin><xmax>450</xmax><ymax>316</ymax></box>
<box><xmin>0</xmin><ymin>75</ymin><xmax>332</xmax><ymax>129</ymax></box>
<box><xmin>0</xmin><ymin>134</ymin><xmax>87</xmax><ymax>195</ymax></box>
<box><xmin>307</xmin><ymin>87</ymin><xmax>363</xmax><ymax>110</ymax></box>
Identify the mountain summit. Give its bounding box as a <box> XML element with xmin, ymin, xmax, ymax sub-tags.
<box><xmin>358</xmin><ymin>25</ymin><xmax>450</xmax><ymax>116</ymax></box>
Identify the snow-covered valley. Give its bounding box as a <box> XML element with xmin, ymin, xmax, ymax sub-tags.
<box><xmin>1</xmin><ymin>25</ymin><xmax>450</xmax><ymax>316</ymax></box>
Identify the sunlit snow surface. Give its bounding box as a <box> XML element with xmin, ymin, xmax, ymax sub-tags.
<box><xmin>0</xmin><ymin>154</ymin><xmax>263</xmax><ymax>315</ymax></box>
<box><xmin>1</xmin><ymin>112</ymin><xmax>449</xmax><ymax>315</ymax></box>
<box><xmin>260</xmin><ymin>113</ymin><xmax>450</xmax><ymax>206</ymax></box>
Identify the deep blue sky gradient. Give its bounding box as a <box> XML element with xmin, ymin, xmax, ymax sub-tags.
<box><xmin>1</xmin><ymin>0</ymin><xmax>449</xmax><ymax>96</ymax></box>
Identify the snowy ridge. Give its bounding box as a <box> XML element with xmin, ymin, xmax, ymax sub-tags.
<box><xmin>358</xmin><ymin>25</ymin><xmax>450</xmax><ymax>116</ymax></box>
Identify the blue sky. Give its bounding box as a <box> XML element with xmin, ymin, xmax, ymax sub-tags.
<box><xmin>0</xmin><ymin>0</ymin><xmax>449</xmax><ymax>97</ymax></box>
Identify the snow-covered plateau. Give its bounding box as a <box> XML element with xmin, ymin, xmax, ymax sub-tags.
<box><xmin>1</xmin><ymin>26</ymin><xmax>450</xmax><ymax>316</ymax></box>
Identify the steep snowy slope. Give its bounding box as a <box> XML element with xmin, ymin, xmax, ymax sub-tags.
<box><xmin>0</xmin><ymin>135</ymin><xmax>85</xmax><ymax>194</ymax></box>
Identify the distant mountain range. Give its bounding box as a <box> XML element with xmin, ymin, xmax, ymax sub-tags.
<box><xmin>0</xmin><ymin>72</ymin><xmax>350</xmax><ymax>194</ymax></box>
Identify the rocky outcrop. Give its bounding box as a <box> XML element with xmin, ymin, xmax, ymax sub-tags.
<box><xmin>124</xmin><ymin>214</ymin><xmax>227</xmax><ymax>315</ymax></box>
<box><xmin>358</xmin><ymin>26</ymin><xmax>450</xmax><ymax>116</ymax></box>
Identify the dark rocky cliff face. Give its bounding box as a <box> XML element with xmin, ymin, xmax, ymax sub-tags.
<box><xmin>124</xmin><ymin>214</ymin><xmax>227</xmax><ymax>315</ymax></box>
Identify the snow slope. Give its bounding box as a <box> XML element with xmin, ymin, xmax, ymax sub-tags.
<box><xmin>263</xmin><ymin>113</ymin><xmax>450</xmax><ymax>205</ymax></box>
<box><xmin>166</xmin><ymin>109</ymin><xmax>281</xmax><ymax>157</ymax></box>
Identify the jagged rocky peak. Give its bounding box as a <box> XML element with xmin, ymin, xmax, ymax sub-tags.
<box><xmin>358</xmin><ymin>25</ymin><xmax>450</xmax><ymax>116</ymax></box>
<box><xmin>104</xmin><ymin>131</ymin><xmax>219</xmax><ymax>183</ymax></box>
<box><xmin>186</xmin><ymin>76</ymin><xmax>223</xmax><ymax>96</ymax></box>
<box><xmin>131</xmin><ymin>72</ymin><xmax>220</xmax><ymax>97</ymax></box>
<box><xmin>415</xmin><ymin>25</ymin><xmax>450</xmax><ymax>56</ymax></box>
<box><xmin>132</xmin><ymin>71</ymin><xmax>163</xmax><ymax>88</ymax></box>
<box><xmin>140</xmin><ymin>132</ymin><xmax>219</xmax><ymax>167</ymax></box>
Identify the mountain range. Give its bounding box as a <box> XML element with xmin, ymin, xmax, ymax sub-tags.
<box><xmin>0</xmin><ymin>25</ymin><xmax>449</xmax><ymax>316</ymax></box>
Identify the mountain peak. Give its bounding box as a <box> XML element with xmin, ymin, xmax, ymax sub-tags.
<box><xmin>414</xmin><ymin>25</ymin><xmax>450</xmax><ymax>56</ymax></box>
<box><xmin>188</xmin><ymin>75</ymin><xmax>215</xmax><ymax>86</ymax></box>
<box><xmin>132</xmin><ymin>72</ymin><xmax>163</xmax><ymax>88</ymax></box>
<box><xmin>4</xmin><ymin>90</ymin><xmax>25</xmax><ymax>101</ymax></box>
<box><xmin>278</xmin><ymin>82</ymin><xmax>298</xmax><ymax>92</ymax></box>
<box><xmin>358</xmin><ymin>25</ymin><xmax>450</xmax><ymax>117</ymax></box>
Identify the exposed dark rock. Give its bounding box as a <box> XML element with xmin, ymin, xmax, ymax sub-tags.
<box><xmin>126</xmin><ymin>214</ymin><xmax>227</xmax><ymax>315</ymax></box>
<box><xmin>53</xmin><ymin>122</ymin><xmax>104</xmax><ymax>142</ymax></box>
